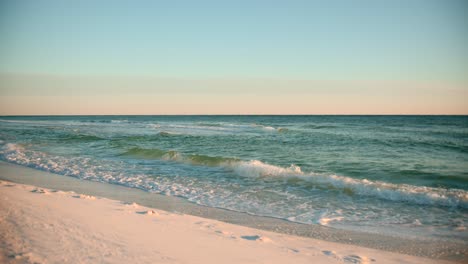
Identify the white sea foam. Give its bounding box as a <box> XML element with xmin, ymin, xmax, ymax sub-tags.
<box><xmin>147</xmin><ymin>122</ymin><xmax>281</xmax><ymax>135</ymax></box>
<box><xmin>2</xmin><ymin>143</ymin><xmax>468</xmax><ymax>209</ymax></box>
<box><xmin>0</xmin><ymin>119</ymin><xmax>53</xmax><ymax>125</ymax></box>
<box><xmin>110</xmin><ymin>120</ymin><xmax>129</xmax><ymax>123</ymax></box>
<box><xmin>228</xmin><ymin>159</ymin><xmax>468</xmax><ymax>208</ymax></box>
<box><xmin>318</xmin><ymin>216</ymin><xmax>344</xmax><ymax>226</ymax></box>
<box><xmin>232</xmin><ymin>160</ymin><xmax>302</xmax><ymax>177</ymax></box>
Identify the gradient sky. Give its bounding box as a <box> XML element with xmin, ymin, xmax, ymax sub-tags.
<box><xmin>1</xmin><ymin>0</ymin><xmax>467</xmax><ymax>114</ymax></box>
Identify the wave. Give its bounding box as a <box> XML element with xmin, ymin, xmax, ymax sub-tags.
<box><xmin>121</xmin><ymin>147</ymin><xmax>168</xmax><ymax>159</ymax></box>
<box><xmin>222</xmin><ymin>123</ymin><xmax>285</xmax><ymax>132</ymax></box>
<box><xmin>110</xmin><ymin>120</ymin><xmax>129</xmax><ymax>123</ymax></box>
<box><xmin>302</xmin><ymin>124</ymin><xmax>338</xmax><ymax>129</ymax></box>
<box><xmin>255</xmin><ymin>124</ymin><xmax>276</xmax><ymax>131</ymax></box>
<box><xmin>233</xmin><ymin>160</ymin><xmax>302</xmax><ymax>177</ymax></box>
<box><xmin>195</xmin><ymin>122</ymin><xmax>224</xmax><ymax>127</ymax></box>
<box><xmin>0</xmin><ymin>119</ymin><xmax>288</xmax><ymax>136</ymax></box>
<box><xmin>59</xmin><ymin>134</ymin><xmax>106</xmax><ymax>142</ymax></box>
<box><xmin>120</xmin><ymin>147</ymin><xmax>240</xmax><ymax>166</ymax></box>
<box><xmin>277</xmin><ymin>127</ymin><xmax>289</xmax><ymax>133</ymax></box>
<box><xmin>147</xmin><ymin>122</ymin><xmax>285</xmax><ymax>135</ymax></box>
<box><xmin>233</xmin><ymin>160</ymin><xmax>468</xmax><ymax>208</ymax></box>
<box><xmin>157</xmin><ymin>131</ymin><xmax>179</xmax><ymax>137</ymax></box>
<box><xmin>0</xmin><ymin>119</ymin><xmax>55</xmax><ymax>125</ymax></box>
<box><xmin>121</xmin><ymin>147</ymin><xmax>468</xmax><ymax>208</ymax></box>
<box><xmin>0</xmin><ymin>143</ymin><xmax>149</xmax><ymax>191</ymax></box>
<box><xmin>148</xmin><ymin>123</ymin><xmax>232</xmax><ymax>135</ymax></box>
<box><xmin>0</xmin><ymin>118</ymin><xmax>138</xmax><ymax>127</ymax></box>
<box><xmin>2</xmin><ymin>143</ymin><xmax>468</xmax><ymax>209</ymax></box>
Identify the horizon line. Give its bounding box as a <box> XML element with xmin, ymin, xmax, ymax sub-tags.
<box><xmin>1</xmin><ymin>114</ymin><xmax>467</xmax><ymax>117</ymax></box>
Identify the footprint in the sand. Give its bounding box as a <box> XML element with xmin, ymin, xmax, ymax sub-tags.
<box><xmin>31</xmin><ymin>188</ymin><xmax>49</xmax><ymax>194</ymax></box>
<box><xmin>343</xmin><ymin>255</ymin><xmax>375</xmax><ymax>264</ymax></box>
<box><xmin>282</xmin><ymin>247</ymin><xmax>300</xmax><ymax>253</ymax></box>
<box><xmin>240</xmin><ymin>235</ymin><xmax>272</xmax><ymax>242</ymax></box>
<box><xmin>215</xmin><ymin>230</ymin><xmax>237</xmax><ymax>239</ymax></box>
<box><xmin>215</xmin><ymin>230</ymin><xmax>229</xmax><ymax>235</ymax></box>
<box><xmin>122</xmin><ymin>201</ymin><xmax>139</xmax><ymax>207</ymax></box>
<box><xmin>72</xmin><ymin>194</ymin><xmax>96</xmax><ymax>200</ymax></box>
<box><xmin>241</xmin><ymin>235</ymin><xmax>260</xmax><ymax>241</ymax></box>
<box><xmin>137</xmin><ymin>210</ymin><xmax>159</xmax><ymax>216</ymax></box>
<box><xmin>195</xmin><ymin>221</ymin><xmax>216</xmax><ymax>229</ymax></box>
<box><xmin>322</xmin><ymin>251</ymin><xmax>375</xmax><ymax>264</ymax></box>
<box><xmin>322</xmin><ymin>250</ymin><xmax>339</xmax><ymax>259</ymax></box>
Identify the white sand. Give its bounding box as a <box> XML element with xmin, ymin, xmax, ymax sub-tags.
<box><xmin>0</xmin><ymin>180</ymin><xmax>456</xmax><ymax>264</ymax></box>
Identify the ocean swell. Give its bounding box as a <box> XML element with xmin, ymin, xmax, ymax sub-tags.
<box><xmin>120</xmin><ymin>147</ymin><xmax>240</xmax><ymax>166</ymax></box>
<box><xmin>1</xmin><ymin>143</ymin><xmax>467</xmax><ymax>209</ymax></box>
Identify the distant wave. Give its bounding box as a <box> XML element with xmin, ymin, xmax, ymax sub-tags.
<box><xmin>0</xmin><ymin>118</ymin><xmax>118</xmax><ymax>126</ymax></box>
<box><xmin>149</xmin><ymin>122</ymin><xmax>285</xmax><ymax>135</ymax></box>
<box><xmin>0</xmin><ymin>119</ymin><xmax>52</xmax><ymax>125</ymax></box>
<box><xmin>195</xmin><ymin>122</ymin><xmax>224</xmax><ymax>127</ymax></box>
<box><xmin>302</xmin><ymin>124</ymin><xmax>338</xmax><ymax>129</ymax></box>
<box><xmin>110</xmin><ymin>119</ymin><xmax>129</xmax><ymax>123</ymax></box>
<box><xmin>2</xmin><ymin>142</ymin><xmax>467</xmax><ymax>209</ymax></box>
<box><xmin>121</xmin><ymin>147</ymin><xmax>240</xmax><ymax>166</ymax></box>
<box><xmin>0</xmin><ymin>118</ymin><xmax>288</xmax><ymax>136</ymax></box>
<box><xmin>58</xmin><ymin>134</ymin><xmax>106</xmax><ymax>142</ymax></box>
<box><xmin>157</xmin><ymin>131</ymin><xmax>178</xmax><ymax>136</ymax></box>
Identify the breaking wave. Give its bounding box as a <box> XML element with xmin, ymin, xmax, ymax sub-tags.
<box><xmin>2</xmin><ymin>143</ymin><xmax>467</xmax><ymax>209</ymax></box>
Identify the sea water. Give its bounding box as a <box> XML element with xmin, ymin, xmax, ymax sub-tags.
<box><xmin>0</xmin><ymin>115</ymin><xmax>467</xmax><ymax>241</ymax></box>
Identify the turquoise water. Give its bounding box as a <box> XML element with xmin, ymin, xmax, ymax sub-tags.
<box><xmin>1</xmin><ymin>116</ymin><xmax>467</xmax><ymax>240</ymax></box>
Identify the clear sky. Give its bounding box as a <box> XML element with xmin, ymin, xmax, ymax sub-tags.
<box><xmin>1</xmin><ymin>0</ymin><xmax>467</xmax><ymax>115</ymax></box>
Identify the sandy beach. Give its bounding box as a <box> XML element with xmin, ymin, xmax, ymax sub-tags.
<box><xmin>2</xmin><ymin>0</ymin><xmax>467</xmax><ymax>262</ymax></box>
<box><xmin>0</xmin><ymin>177</ymin><xmax>461</xmax><ymax>264</ymax></box>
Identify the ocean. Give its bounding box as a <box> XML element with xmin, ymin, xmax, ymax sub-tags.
<box><xmin>0</xmin><ymin>115</ymin><xmax>467</xmax><ymax>241</ymax></box>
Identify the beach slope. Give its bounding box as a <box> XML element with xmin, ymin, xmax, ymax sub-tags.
<box><xmin>0</xmin><ymin>180</ymin><xmax>457</xmax><ymax>264</ymax></box>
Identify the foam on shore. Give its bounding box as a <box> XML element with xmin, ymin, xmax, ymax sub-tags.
<box><xmin>0</xmin><ymin>161</ymin><xmax>466</xmax><ymax>262</ymax></box>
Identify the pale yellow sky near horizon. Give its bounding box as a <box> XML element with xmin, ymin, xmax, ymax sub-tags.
<box><xmin>0</xmin><ymin>74</ymin><xmax>467</xmax><ymax>115</ymax></box>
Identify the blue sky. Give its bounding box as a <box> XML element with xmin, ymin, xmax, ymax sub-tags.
<box><xmin>0</xmin><ymin>0</ymin><xmax>467</xmax><ymax>114</ymax></box>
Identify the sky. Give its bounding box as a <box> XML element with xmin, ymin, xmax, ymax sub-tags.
<box><xmin>0</xmin><ymin>0</ymin><xmax>467</xmax><ymax>115</ymax></box>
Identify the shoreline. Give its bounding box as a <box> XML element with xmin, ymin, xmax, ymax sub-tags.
<box><xmin>0</xmin><ymin>180</ymin><xmax>459</xmax><ymax>264</ymax></box>
<box><xmin>0</xmin><ymin>161</ymin><xmax>467</xmax><ymax>262</ymax></box>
